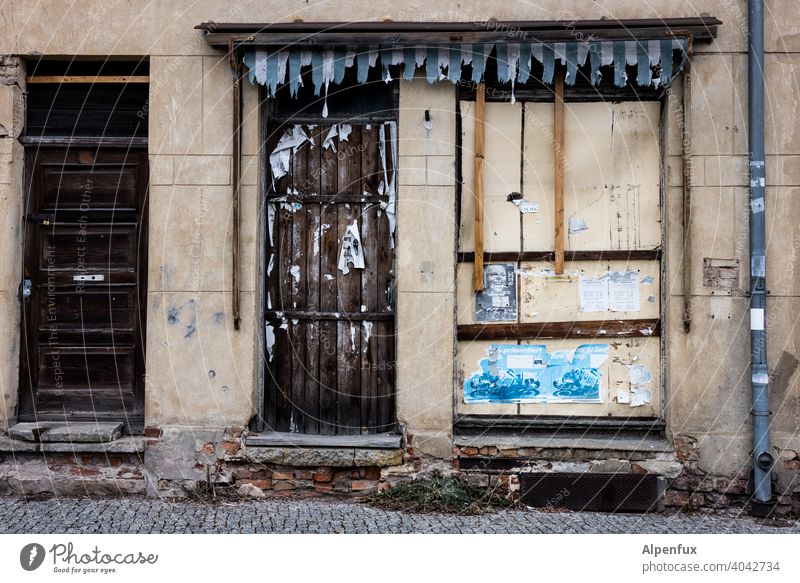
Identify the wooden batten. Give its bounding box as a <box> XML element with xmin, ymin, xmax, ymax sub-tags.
<box><xmin>553</xmin><ymin>67</ymin><xmax>565</xmax><ymax>275</ymax></box>
<box><xmin>26</xmin><ymin>75</ymin><xmax>149</xmax><ymax>84</ymax></box>
<box><xmin>472</xmin><ymin>82</ymin><xmax>486</xmax><ymax>291</ymax></box>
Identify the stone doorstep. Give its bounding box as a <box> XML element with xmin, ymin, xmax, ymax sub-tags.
<box><xmin>240</xmin><ymin>446</ymin><xmax>403</xmax><ymax>468</ymax></box>
<box><xmin>0</xmin><ymin>436</ymin><xmax>145</xmax><ymax>454</ymax></box>
<box><xmin>8</xmin><ymin>422</ymin><xmax>124</xmax><ymax>443</ymax></box>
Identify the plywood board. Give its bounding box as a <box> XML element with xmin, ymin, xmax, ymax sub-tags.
<box><xmin>518</xmin><ymin>259</ymin><xmax>660</xmax><ymax>322</ymax></box>
<box><xmin>459</xmin><ymin>100</ymin><xmax>522</xmax><ymax>253</ymax></box>
<box><xmin>522</xmin><ymin>102</ymin><xmax>556</xmax><ymax>251</ymax></box>
<box><xmin>457</xmin><ymin>337</ymin><xmax>660</xmax><ymax>418</ymax></box>
<box><xmin>564</xmin><ymin>101</ymin><xmax>661</xmax><ymax>251</ymax></box>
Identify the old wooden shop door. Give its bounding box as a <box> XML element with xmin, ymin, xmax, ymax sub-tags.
<box><xmin>264</xmin><ymin>89</ymin><xmax>397</xmax><ymax>435</ymax></box>
<box><xmin>18</xmin><ymin>68</ymin><xmax>148</xmax><ymax>433</ymax></box>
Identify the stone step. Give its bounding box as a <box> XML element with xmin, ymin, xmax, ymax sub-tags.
<box><xmin>7</xmin><ymin>422</ymin><xmax>124</xmax><ymax>443</ymax></box>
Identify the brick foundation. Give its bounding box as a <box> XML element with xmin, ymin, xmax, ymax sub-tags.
<box><xmin>0</xmin><ymin>452</ymin><xmax>146</xmax><ymax>496</ymax></box>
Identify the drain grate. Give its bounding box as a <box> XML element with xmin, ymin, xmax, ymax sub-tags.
<box><xmin>519</xmin><ymin>472</ymin><xmax>664</xmax><ymax>513</ymax></box>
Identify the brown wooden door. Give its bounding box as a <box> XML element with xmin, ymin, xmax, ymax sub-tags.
<box><xmin>265</xmin><ymin>121</ymin><xmax>396</xmax><ymax>435</ymax></box>
<box><xmin>18</xmin><ymin>148</ymin><xmax>148</xmax><ymax>433</ymax></box>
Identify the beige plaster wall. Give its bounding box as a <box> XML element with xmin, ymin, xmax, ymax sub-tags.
<box><xmin>0</xmin><ymin>58</ymin><xmax>24</xmax><ymax>432</ymax></box>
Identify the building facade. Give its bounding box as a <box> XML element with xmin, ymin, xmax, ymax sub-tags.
<box><xmin>0</xmin><ymin>1</ymin><xmax>799</xmax><ymax>514</ymax></box>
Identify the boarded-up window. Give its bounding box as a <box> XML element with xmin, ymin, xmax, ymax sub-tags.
<box><xmin>456</xmin><ymin>98</ymin><xmax>662</xmax><ymax>419</ymax></box>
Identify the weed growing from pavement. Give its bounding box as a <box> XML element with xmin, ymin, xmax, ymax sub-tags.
<box><xmin>361</xmin><ymin>471</ymin><xmax>512</xmax><ymax>515</ymax></box>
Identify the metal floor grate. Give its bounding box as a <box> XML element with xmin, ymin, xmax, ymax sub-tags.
<box><xmin>519</xmin><ymin>472</ymin><xmax>664</xmax><ymax>513</ymax></box>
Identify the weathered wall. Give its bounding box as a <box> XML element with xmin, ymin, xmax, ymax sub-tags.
<box><xmin>396</xmin><ymin>78</ymin><xmax>456</xmax><ymax>459</ymax></box>
<box><xmin>0</xmin><ymin>0</ymin><xmax>798</xmax><ymax>503</ymax></box>
<box><xmin>0</xmin><ymin>56</ymin><xmax>24</xmax><ymax>432</ymax></box>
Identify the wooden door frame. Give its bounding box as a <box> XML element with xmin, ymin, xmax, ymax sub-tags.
<box><xmin>253</xmin><ymin>83</ymin><xmax>400</xmax><ymax>434</ymax></box>
<box><xmin>17</xmin><ymin>143</ymin><xmax>149</xmax><ymax>434</ymax></box>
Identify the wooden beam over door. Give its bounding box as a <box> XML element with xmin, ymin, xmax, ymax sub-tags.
<box><xmin>472</xmin><ymin>82</ymin><xmax>486</xmax><ymax>291</ymax></box>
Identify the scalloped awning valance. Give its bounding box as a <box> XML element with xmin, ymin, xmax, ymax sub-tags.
<box><xmin>242</xmin><ymin>38</ymin><xmax>689</xmax><ymax>98</ymax></box>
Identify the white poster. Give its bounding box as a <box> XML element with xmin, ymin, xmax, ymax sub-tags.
<box><xmin>609</xmin><ymin>270</ymin><xmax>640</xmax><ymax>312</ymax></box>
<box><xmin>578</xmin><ymin>274</ymin><xmax>610</xmax><ymax>312</ymax></box>
<box><xmin>578</xmin><ymin>270</ymin><xmax>641</xmax><ymax>312</ymax></box>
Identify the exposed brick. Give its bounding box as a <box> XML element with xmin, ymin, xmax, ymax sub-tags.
<box><xmin>351</xmin><ymin>480</ymin><xmax>380</xmax><ymax>492</ymax></box>
<box><xmin>314</xmin><ymin>483</ymin><xmax>334</xmax><ymax>493</ymax></box>
<box><xmin>313</xmin><ymin>472</ymin><xmax>333</xmax><ymax>483</ymax></box>
<box><xmin>363</xmin><ymin>467</ymin><xmax>381</xmax><ymax>480</ymax></box>
<box><xmin>499</xmin><ymin>448</ymin><xmax>518</xmax><ymax>457</ymax></box>
<box><xmin>143</xmin><ymin>427</ymin><xmax>163</xmax><ymax>438</ymax></box>
<box><xmin>222</xmin><ymin>441</ymin><xmax>240</xmax><ymax>455</ymax></box>
<box><xmin>351</xmin><ymin>469</ymin><xmax>364</xmax><ymax>479</ymax></box>
<box><xmin>201</xmin><ymin>443</ymin><xmax>215</xmax><ymax>455</ymax></box>
<box><xmin>109</xmin><ymin>457</ymin><xmax>123</xmax><ymax>467</ymax></box>
<box><xmin>479</xmin><ymin>446</ymin><xmax>498</xmax><ymax>456</ymax></box>
<box><xmin>630</xmin><ymin>463</ymin><xmax>648</xmax><ymax>475</ymax></box>
<box><xmin>71</xmin><ymin>467</ymin><xmax>100</xmax><ymax>477</ymax></box>
<box><xmin>293</xmin><ymin>470</ymin><xmax>314</xmax><ymax>480</ymax></box>
<box><xmin>460</xmin><ymin>447</ymin><xmax>479</xmax><ymax>456</ymax></box>
<box><xmin>272</xmin><ymin>480</ymin><xmax>297</xmax><ymax>492</ymax></box>
<box><xmin>783</xmin><ymin>460</ymin><xmax>800</xmax><ymax>471</ymax></box>
<box><xmin>272</xmin><ymin>470</ymin><xmax>294</xmax><ymax>480</ymax></box>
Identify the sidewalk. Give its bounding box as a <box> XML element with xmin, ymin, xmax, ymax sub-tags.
<box><xmin>1</xmin><ymin>497</ymin><xmax>797</xmax><ymax>534</ymax></box>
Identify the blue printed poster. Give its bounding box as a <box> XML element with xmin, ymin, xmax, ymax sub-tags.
<box><xmin>463</xmin><ymin>344</ymin><xmax>609</xmax><ymax>404</ymax></box>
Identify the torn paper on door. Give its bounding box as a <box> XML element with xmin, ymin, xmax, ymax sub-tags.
<box><xmin>269</xmin><ymin>125</ymin><xmax>311</xmax><ymax>183</ymax></box>
<box><xmin>337</xmin><ymin>221</ymin><xmax>365</xmax><ymax>274</ymax></box>
<box><xmin>321</xmin><ymin>123</ymin><xmax>352</xmax><ymax>153</ymax></box>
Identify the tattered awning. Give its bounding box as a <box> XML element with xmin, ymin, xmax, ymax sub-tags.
<box><xmin>241</xmin><ymin>39</ymin><xmax>688</xmax><ymax>97</ymax></box>
<box><xmin>198</xmin><ymin>18</ymin><xmax>720</xmax><ymax>97</ymax></box>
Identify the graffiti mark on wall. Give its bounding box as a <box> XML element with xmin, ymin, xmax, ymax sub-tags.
<box><xmin>463</xmin><ymin>344</ymin><xmax>609</xmax><ymax>403</ymax></box>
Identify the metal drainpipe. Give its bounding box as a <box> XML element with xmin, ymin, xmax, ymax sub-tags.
<box><xmin>748</xmin><ymin>0</ymin><xmax>774</xmax><ymax>514</ymax></box>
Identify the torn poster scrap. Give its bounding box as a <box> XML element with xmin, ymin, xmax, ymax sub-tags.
<box><xmin>269</xmin><ymin>125</ymin><xmax>311</xmax><ymax>182</ymax></box>
<box><xmin>464</xmin><ymin>343</ymin><xmax>608</xmax><ymax>403</ymax></box>
<box><xmin>475</xmin><ymin>264</ymin><xmax>517</xmax><ymax>322</ymax></box>
<box><xmin>337</xmin><ymin>220</ymin><xmax>365</xmax><ymax>275</ymax></box>
<box><xmin>321</xmin><ymin>123</ymin><xmax>352</xmax><ymax>153</ymax></box>
<box><xmin>578</xmin><ymin>270</ymin><xmax>641</xmax><ymax>313</ymax></box>
<box><xmin>506</xmin><ymin>191</ymin><xmax>539</xmax><ymax>213</ymax></box>
<box><xmin>568</xmin><ymin>216</ymin><xmax>588</xmax><ymax>234</ymax></box>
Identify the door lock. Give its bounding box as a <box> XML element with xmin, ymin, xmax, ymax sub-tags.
<box><xmin>21</xmin><ymin>278</ymin><xmax>32</xmax><ymax>299</ymax></box>
<box><xmin>73</xmin><ymin>274</ymin><xmax>105</xmax><ymax>282</ymax></box>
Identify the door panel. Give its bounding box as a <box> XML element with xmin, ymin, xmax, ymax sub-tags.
<box><xmin>265</xmin><ymin>122</ymin><xmax>397</xmax><ymax>435</ymax></box>
<box><xmin>19</xmin><ymin>148</ymin><xmax>148</xmax><ymax>432</ymax></box>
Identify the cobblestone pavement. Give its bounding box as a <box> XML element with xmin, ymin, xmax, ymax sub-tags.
<box><xmin>1</xmin><ymin>497</ymin><xmax>798</xmax><ymax>534</ymax></box>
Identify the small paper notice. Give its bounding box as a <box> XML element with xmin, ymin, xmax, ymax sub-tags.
<box><xmin>579</xmin><ymin>274</ymin><xmax>610</xmax><ymax>312</ymax></box>
<box><xmin>616</xmin><ymin>388</ymin><xmax>630</xmax><ymax>404</ymax></box>
<box><xmin>579</xmin><ymin>270</ymin><xmax>641</xmax><ymax>313</ymax></box>
<box><xmin>337</xmin><ymin>221</ymin><xmax>365</xmax><ymax>275</ymax></box>
<box><xmin>609</xmin><ymin>270</ymin><xmax>640</xmax><ymax>312</ymax></box>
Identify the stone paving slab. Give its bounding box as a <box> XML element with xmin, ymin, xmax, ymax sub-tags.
<box><xmin>0</xmin><ymin>497</ymin><xmax>797</xmax><ymax>534</ymax></box>
<box><xmin>8</xmin><ymin>422</ymin><xmax>123</xmax><ymax>443</ymax></box>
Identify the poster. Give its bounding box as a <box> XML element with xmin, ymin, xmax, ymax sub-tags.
<box><xmin>463</xmin><ymin>343</ymin><xmax>609</xmax><ymax>404</ymax></box>
<box><xmin>609</xmin><ymin>270</ymin><xmax>640</xmax><ymax>312</ymax></box>
<box><xmin>337</xmin><ymin>221</ymin><xmax>365</xmax><ymax>275</ymax></box>
<box><xmin>475</xmin><ymin>264</ymin><xmax>517</xmax><ymax>322</ymax></box>
<box><xmin>578</xmin><ymin>270</ymin><xmax>640</xmax><ymax>313</ymax></box>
